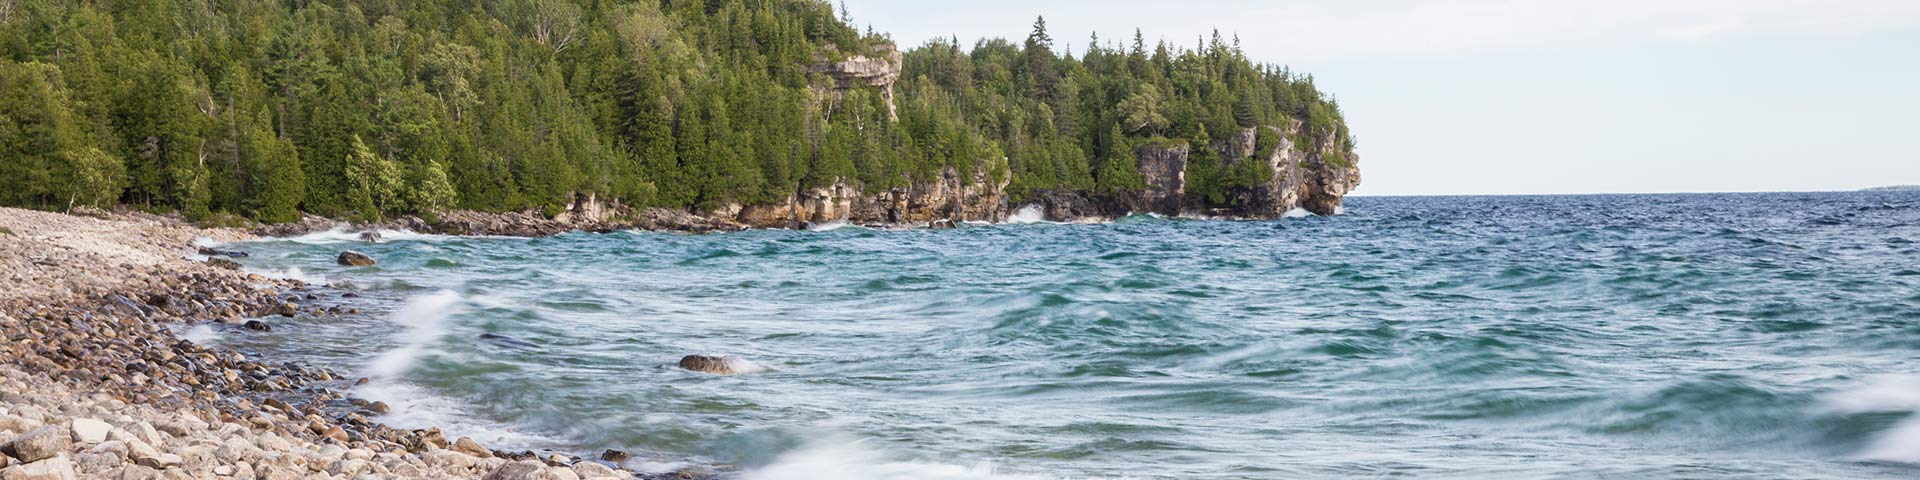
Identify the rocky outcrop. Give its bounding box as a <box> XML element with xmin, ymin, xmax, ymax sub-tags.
<box><xmin>678</xmin><ymin>355</ymin><xmax>755</xmax><ymax>375</ymax></box>
<box><xmin>809</xmin><ymin>45</ymin><xmax>903</xmax><ymax>120</ymax></box>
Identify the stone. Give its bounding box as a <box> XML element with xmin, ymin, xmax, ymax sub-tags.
<box><xmin>357</xmin><ymin>231</ymin><xmax>383</xmax><ymax>243</ymax></box>
<box><xmin>597</xmin><ymin>450</ymin><xmax>627</xmax><ymax>464</ymax></box>
<box><xmin>0</xmin><ymin>455</ymin><xmax>77</xmax><ymax>480</ymax></box>
<box><xmin>242</xmin><ymin>321</ymin><xmax>271</xmax><ymax>332</ymax></box>
<box><xmin>68</xmin><ymin>418</ymin><xmax>111</xmax><ymax>445</ymax></box>
<box><xmin>366</xmin><ymin>402</ymin><xmax>390</xmax><ymax>415</ymax></box>
<box><xmin>321</xmin><ymin>426</ymin><xmax>348</xmax><ymax>443</ymax></box>
<box><xmin>571</xmin><ymin>462</ymin><xmax>619</xmax><ymax>478</ymax></box>
<box><xmin>0</xmin><ymin>415</ymin><xmax>39</xmax><ymax>435</ymax></box>
<box><xmin>336</xmin><ymin>251</ymin><xmax>377</xmax><ymax>267</ymax></box>
<box><xmin>677</xmin><ymin>354</ymin><xmax>751</xmax><ymax>375</ymax></box>
<box><xmin>132</xmin><ymin>453</ymin><xmax>180</xmax><ymax>470</ymax></box>
<box><xmin>211</xmin><ymin>465</ymin><xmax>234</xmax><ymax>476</ymax></box>
<box><xmin>1</xmin><ymin>426</ymin><xmax>72</xmax><ymax>463</ymax></box>
<box><xmin>204</xmin><ymin>258</ymin><xmax>242</xmax><ymax>271</ymax></box>
<box><xmin>451</xmin><ymin>437</ymin><xmax>491</xmax><ymax>458</ymax></box>
<box><xmin>88</xmin><ymin>440</ymin><xmax>128</xmax><ymax>460</ymax></box>
<box><xmin>480</xmin><ymin>461</ymin><xmax>546</xmax><ymax>480</ymax></box>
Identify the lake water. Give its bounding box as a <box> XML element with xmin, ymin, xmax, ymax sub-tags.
<box><xmin>210</xmin><ymin>191</ymin><xmax>1920</xmax><ymax>479</ymax></box>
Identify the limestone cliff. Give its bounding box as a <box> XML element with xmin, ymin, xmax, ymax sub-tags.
<box><xmin>809</xmin><ymin>45</ymin><xmax>904</xmax><ymax>120</ymax></box>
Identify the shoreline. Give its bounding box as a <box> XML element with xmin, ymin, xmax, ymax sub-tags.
<box><xmin>0</xmin><ymin>207</ymin><xmax>696</xmax><ymax>479</ymax></box>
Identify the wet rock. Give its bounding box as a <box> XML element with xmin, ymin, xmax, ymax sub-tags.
<box><xmin>2</xmin><ymin>425</ymin><xmax>72</xmax><ymax>463</ymax></box>
<box><xmin>336</xmin><ymin>251</ymin><xmax>377</xmax><ymax>267</ymax></box>
<box><xmin>1</xmin><ymin>454</ymin><xmax>77</xmax><ymax>480</ymax></box>
<box><xmin>242</xmin><ymin>321</ymin><xmax>270</xmax><ymax>332</ymax></box>
<box><xmin>677</xmin><ymin>355</ymin><xmax>750</xmax><ymax>375</ymax></box>
<box><xmin>481</xmin><ymin>460</ymin><xmax>556</xmax><ymax>480</ymax></box>
<box><xmin>195</xmin><ymin>247</ymin><xmax>248</xmax><ymax>258</ymax></box>
<box><xmin>597</xmin><ymin>450</ymin><xmax>628</xmax><ymax>464</ymax></box>
<box><xmin>366</xmin><ymin>402</ymin><xmax>390</xmax><ymax>415</ymax></box>
<box><xmin>67</xmin><ymin>418</ymin><xmax>110</xmax><ymax>445</ymax></box>
<box><xmin>204</xmin><ymin>258</ymin><xmax>242</xmax><ymax>271</ymax></box>
<box><xmin>357</xmin><ymin>231</ymin><xmax>383</xmax><ymax>243</ymax></box>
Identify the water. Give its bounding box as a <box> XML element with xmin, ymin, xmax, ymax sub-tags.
<box><xmin>212</xmin><ymin>192</ymin><xmax>1920</xmax><ymax>479</ymax></box>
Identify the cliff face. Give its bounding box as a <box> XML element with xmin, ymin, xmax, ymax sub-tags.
<box><xmin>809</xmin><ymin>45</ymin><xmax>904</xmax><ymax>120</ymax></box>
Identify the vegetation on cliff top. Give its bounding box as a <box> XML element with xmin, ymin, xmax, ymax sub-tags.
<box><xmin>0</xmin><ymin>0</ymin><xmax>1351</xmax><ymax>223</ymax></box>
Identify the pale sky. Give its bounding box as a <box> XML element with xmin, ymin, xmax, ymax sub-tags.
<box><xmin>840</xmin><ymin>0</ymin><xmax>1920</xmax><ymax>195</ymax></box>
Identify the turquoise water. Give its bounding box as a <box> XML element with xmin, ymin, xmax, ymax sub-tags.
<box><xmin>212</xmin><ymin>192</ymin><xmax>1920</xmax><ymax>479</ymax></box>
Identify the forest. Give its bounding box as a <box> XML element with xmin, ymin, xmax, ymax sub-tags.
<box><xmin>0</xmin><ymin>0</ymin><xmax>1352</xmax><ymax>223</ymax></box>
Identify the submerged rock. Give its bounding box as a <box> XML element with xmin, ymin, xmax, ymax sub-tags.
<box><xmin>195</xmin><ymin>246</ymin><xmax>249</xmax><ymax>258</ymax></box>
<box><xmin>678</xmin><ymin>355</ymin><xmax>758</xmax><ymax>375</ymax></box>
<box><xmin>336</xmin><ymin>251</ymin><xmax>376</xmax><ymax>267</ymax></box>
<box><xmin>242</xmin><ymin>320</ymin><xmax>271</xmax><ymax>332</ymax></box>
<box><xmin>204</xmin><ymin>257</ymin><xmax>241</xmax><ymax>271</ymax></box>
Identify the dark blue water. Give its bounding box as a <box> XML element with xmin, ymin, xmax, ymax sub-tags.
<box><xmin>207</xmin><ymin>192</ymin><xmax>1920</xmax><ymax>479</ymax></box>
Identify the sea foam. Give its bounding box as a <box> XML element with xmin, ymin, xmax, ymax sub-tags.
<box><xmin>1823</xmin><ymin>375</ymin><xmax>1920</xmax><ymax>462</ymax></box>
<box><xmin>1004</xmin><ymin>205</ymin><xmax>1048</xmax><ymax>225</ymax></box>
<box><xmin>365</xmin><ymin>290</ymin><xmax>463</xmax><ymax>379</ymax></box>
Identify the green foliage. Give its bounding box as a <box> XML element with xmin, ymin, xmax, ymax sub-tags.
<box><xmin>0</xmin><ymin>0</ymin><xmax>1347</xmax><ymax>221</ymax></box>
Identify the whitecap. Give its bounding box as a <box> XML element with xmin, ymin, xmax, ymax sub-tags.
<box><xmin>248</xmin><ymin>265</ymin><xmax>328</xmax><ymax>285</ymax></box>
<box><xmin>809</xmin><ymin>221</ymin><xmax>861</xmax><ymax>232</ymax></box>
<box><xmin>1004</xmin><ymin>205</ymin><xmax>1048</xmax><ymax>225</ymax></box>
<box><xmin>281</xmin><ymin>226</ymin><xmax>467</xmax><ymax>245</ymax></box>
<box><xmin>176</xmin><ymin>324</ymin><xmax>219</xmax><ymax>344</ymax></box>
<box><xmin>1281</xmin><ymin>208</ymin><xmax>1313</xmax><ymax>218</ymax></box>
<box><xmin>1822</xmin><ymin>375</ymin><xmax>1920</xmax><ymax>462</ymax></box>
<box><xmin>365</xmin><ymin>290</ymin><xmax>463</xmax><ymax>380</ymax></box>
<box><xmin>742</xmin><ymin>436</ymin><xmax>1050</xmax><ymax>480</ymax></box>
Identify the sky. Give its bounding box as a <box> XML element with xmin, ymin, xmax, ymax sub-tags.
<box><xmin>838</xmin><ymin>0</ymin><xmax>1920</xmax><ymax>195</ymax></box>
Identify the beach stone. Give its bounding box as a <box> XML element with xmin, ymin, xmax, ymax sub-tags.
<box><xmin>242</xmin><ymin>321</ymin><xmax>270</xmax><ymax>332</ymax></box>
<box><xmin>336</xmin><ymin>251</ymin><xmax>377</xmax><ymax>267</ymax></box>
<box><xmin>597</xmin><ymin>449</ymin><xmax>627</xmax><ymax>464</ymax></box>
<box><xmin>0</xmin><ymin>415</ymin><xmax>39</xmax><ymax>434</ymax></box>
<box><xmin>452</xmin><ymin>437</ymin><xmax>491</xmax><ymax>458</ymax></box>
<box><xmin>571</xmin><ymin>462</ymin><xmax>619</xmax><ymax>478</ymax></box>
<box><xmin>89</xmin><ymin>440</ymin><xmax>128</xmax><ymax>460</ymax></box>
<box><xmin>1</xmin><ymin>455</ymin><xmax>77</xmax><ymax>480</ymax></box>
<box><xmin>366</xmin><ymin>402</ymin><xmax>390</xmax><ymax>415</ymax></box>
<box><xmin>114</xmin><ymin>465</ymin><xmax>161</xmax><ymax>480</ymax></box>
<box><xmin>481</xmin><ymin>461</ymin><xmax>550</xmax><ymax>480</ymax></box>
<box><xmin>211</xmin><ymin>465</ymin><xmax>234</xmax><ymax>476</ymax></box>
<box><xmin>2</xmin><ymin>426</ymin><xmax>72</xmax><ymax>463</ymax></box>
<box><xmin>204</xmin><ymin>258</ymin><xmax>241</xmax><ymax>271</ymax></box>
<box><xmin>132</xmin><ymin>453</ymin><xmax>180</xmax><ymax>470</ymax></box>
<box><xmin>68</xmin><ymin>418</ymin><xmax>111</xmax><ymax>445</ymax></box>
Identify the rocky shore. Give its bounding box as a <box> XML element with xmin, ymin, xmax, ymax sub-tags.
<box><xmin>0</xmin><ymin>207</ymin><xmax>693</xmax><ymax>479</ymax></box>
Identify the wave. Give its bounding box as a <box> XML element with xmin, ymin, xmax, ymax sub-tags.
<box><xmin>1281</xmin><ymin>208</ymin><xmax>1313</xmax><ymax>218</ymax></box>
<box><xmin>248</xmin><ymin>265</ymin><xmax>328</xmax><ymax>284</ymax></box>
<box><xmin>1004</xmin><ymin>205</ymin><xmax>1049</xmax><ymax>225</ymax></box>
<box><xmin>808</xmin><ymin>221</ymin><xmax>866</xmax><ymax>232</ymax></box>
<box><xmin>365</xmin><ymin>290</ymin><xmax>463</xmax><ymax>379</ymax></box>
<box><xmin>278</xmin><ymin>226</ymin><xmax>467</xmax><ymax>244</ymax></box>
<box><xmin>176</xmin><ymin>324</ymin><xmax>219</xmax><ymax>344</ymax></box>
<box><xmin>741</xmin><ymin>436</ymin><xmax>1049</xmax><ymax>480</ymax></box>
<box><xmin>1823</xmin><ymin>375</ymin><xmax>1920</xmax><ymax>462</ymax></box>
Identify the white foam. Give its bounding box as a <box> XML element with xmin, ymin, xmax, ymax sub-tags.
<box><xmin>365</xmin><ymin>290</ymin><xmax>463</xmax><ymax>380</ymax></box>
<box><xmin>1004</xmin><ymin>205</ymin><xmax>1049</xmax><ymax>225</ymax></box>
<box><xmin>1823</xmin><ymin>375</ymin><xmax>1920</xmax><ymax>462</ymax></box>
<box><xmin>282</xmin><ymin>226</ymin><xmax>463</xmax><ymax>245</ymax></box>
<box><xmin>1281</xmin><ymin>208</ymin><xmax>1313</xmax><ymax>218</ymax></box>
<box><xmin>248</xmin><ymin>265</ymin><xmax>328</xmax><ymax>285</ymax></box>
<box><xmin>742</xmin><ymin>437</ymin><xmax>1050</xmax><ymax>480</ymax></box>
<box><xmin>718</xmin><ymin>356</ymin><xmax>770</xmax><ymax>374</ymax></box>
<box><xmin>177</xmin><ymin>324</ymin><xmax>219</xmax><ymax>344</ymax></box>
<box><xmin>355</xmin><ymin>380</ymin><xmax>550</xmax><ymax>447</ymax></box>
<box><xmin>809</xmin><ymin>221</ymin><xmax>859</xmax><ymax>232</ymax></box>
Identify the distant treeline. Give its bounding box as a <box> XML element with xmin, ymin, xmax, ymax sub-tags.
<box><xmin>0</xmin><ymin>0</ymin><xmax>1352</xmax><ymax>223</ymax></box>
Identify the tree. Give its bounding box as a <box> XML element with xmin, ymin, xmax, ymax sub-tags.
<box><xmin>343</xmin><ymin>135</ymin><xmax>403</xmax><ymax>221</ymax></box>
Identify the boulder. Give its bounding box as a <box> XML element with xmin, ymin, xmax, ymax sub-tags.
<box><xmin>357</xmin><ymin>231</ymin><xmax>383</xmax><ymax>243</ymax></box>
<box><xmin>67</xmin><ymin>419</ymin><xmax>110</xmax><ymax>445</ymax></box>
<box><xmin>452</xmin><ymin>437</ymin><xmax>492</xmax><ymax>458</ymax></box>
<box><xmin>336</xmin><ymin>251</ymin><xmax>377</xmax><ymax>267</ymax></box>
<box><xmin>204</xmin><ymin>258</ymin><xmax>242</xmax><ymax>271</ymax></box>
<box><xmin>242</xmin><ymin>321</ymin><xmax>271</xmax><ymax>332</ymax></box>
<box><xmin>677</xmin><ymin>355</ymin><xmax>754</xmax><ymax>375</ymax></box>
<box><xmin>2</xmin><ymin>426</ymin><xmax>71</xmax><ymax>463</ymax></box>
<box><xmin>0</xmin><ymin>455</ymin><xmax>77</xmax><ymax>480</ymax></box>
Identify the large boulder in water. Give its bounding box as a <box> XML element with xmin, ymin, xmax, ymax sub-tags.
<box><xmin>337</xmin><ymin>251</ymin><xmax>377</xmax><ymax>266</ymax></box>
<box><xmin>678</xmin><ymin>355</ymin><xmax>757</xmax><ymax>375</ymax></box>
